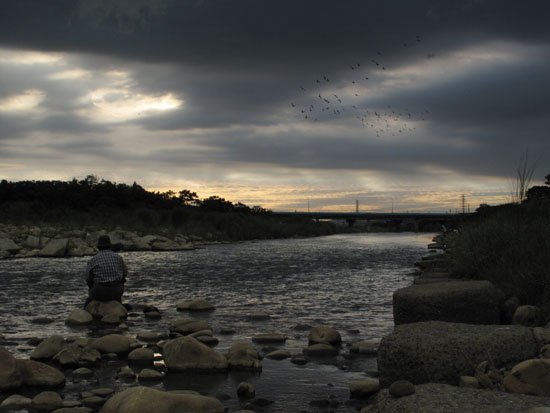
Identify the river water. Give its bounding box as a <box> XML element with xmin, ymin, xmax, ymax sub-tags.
<box><xmin>0</xmin><ymin>232</ymin><xmax>433</xmax><ymax>412</ymax></box>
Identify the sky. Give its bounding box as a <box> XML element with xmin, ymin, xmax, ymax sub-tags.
<box><xmin>1</xmin><ymin>0</ymin><xmax>549</xmax><ymax>212</ymax></box>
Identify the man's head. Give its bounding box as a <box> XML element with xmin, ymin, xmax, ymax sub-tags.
<box><xmin>97</xmin><ymin>235</ymin><xmax>112</xmax><ymax>250</ymax></box>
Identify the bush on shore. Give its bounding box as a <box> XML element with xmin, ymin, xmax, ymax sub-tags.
<box><xmin>448</xmin><ymin>195</ymin><xmax>550</xmax><ymax>307</ymax></box>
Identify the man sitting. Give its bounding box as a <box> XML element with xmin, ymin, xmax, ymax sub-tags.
<box><xmin>84</xmin><ymin>235</ymin><xmax>127</xmax><ymax>307</ymax></box>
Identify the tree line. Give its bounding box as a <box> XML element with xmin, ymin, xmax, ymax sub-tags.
<box><xmin>0</xmin><ymin>175</ymin><xmax>270</xmax><ymax>215</ymax></box>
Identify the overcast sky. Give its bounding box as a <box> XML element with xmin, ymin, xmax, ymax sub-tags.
<box><xmin>1</xmin><ymin>0</ymin><xmax>549</xmax><ymax>212</ymax></box>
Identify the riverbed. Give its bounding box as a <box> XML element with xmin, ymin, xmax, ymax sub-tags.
<box><xmin>0</xmin><ymin>232</ymin><xmax>434</xmax><ymax>412</ymax></box>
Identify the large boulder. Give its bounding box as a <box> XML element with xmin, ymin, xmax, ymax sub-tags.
<box><xmin>393</xmin><ymin>280</ymin><xmax>501</xmax><ymax>325</ymax></box>
<box><xmin>308</xmin><ymin>325</ymin><xmax>342</xmax><ymax>345</ymax></box>
<box><xmin>90</xmin><ymin>335</ymin><xmax>131</xmax><ymax>354</ymax></box>
<box><xmin>504</xmin><ymin>359</ymin><xmax>550</xmax><ymax>396</ymax></box>
<box><xmin>163</xmin><ymin>336</ymin><xmax>227</xmax><ymax>372</ymax></box>
<box><xmin>0</xmin><ymin>238</ymin><xmax>21</xmax><ymax>254</ymax></box>
<box><xmin>513</xmin><ymin>305</ymin><xmax>544</xmax><ymax>327</ymax></box>
<box><xmin>16</xmin><ymin>359</ymin><xmax>66</xmax><ymax>387</ymax></box>
<box><xmin>38</xmin><ymin>238</ymin><xmax>69</xmax><ymax>257</ymax></box>
<box><xmin>226</xmin><ymin>342</ymin><xmax>262</xmax><ymax>371</ymax></box>
<box><xmin>364</xmin><ymin>383</ymin><xmax>550</xmax><ymax>413</ymax></box>
<box><xmin>30</xmin><ymin>335</ymin><xmax>65</xmax><ymax>360</ymax></box>
<box><xmin>377</xmin><ymin>321</ymin><xmax>538</xmax><ymax>386</ymax></box>
<box><xmin>101</xmin><ymin>386</ymin><xmax>224</xmax><ymax>413</ymax></box>
<box><xmin>0</xmin><ymin>346</ymin><xmax>23</xmax><ymax>390</ymax></box>
<box><xmin>85</xmin><ymin>301</ymin><xmax>127</xmax><ymax>319</ymax></box>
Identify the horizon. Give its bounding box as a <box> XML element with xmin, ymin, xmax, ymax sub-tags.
<box><xmin>1</xmin><ymin>1</ymin><xmax>549</xmax><ymax>213</ymax></box>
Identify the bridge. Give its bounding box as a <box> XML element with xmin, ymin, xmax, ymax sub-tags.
<box><xmin>272</xmin><ymin>211</ymin><xmax>467</xmax><ymax>231</ymax></box>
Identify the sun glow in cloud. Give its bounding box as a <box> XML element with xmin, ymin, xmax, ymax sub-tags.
<box><xmin>0</xmin><ymin>89</ymin><xmax>45</xmax><ymax>112</ymax></box>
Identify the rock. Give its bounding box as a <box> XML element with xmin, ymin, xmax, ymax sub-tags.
<box><xmin>91</xmin><ymin>388</ymin><xmax>114</xmax><ymax>397</ymax></box>
<box><xmin>542</xmin><ymin>344</ymin><xmax>550</xmax><ymax>359</ymax></box>
<box><xmin>501</xmin><ymin>297</ymin><xmax>520</xmax><ymax>324</ymax></box>
<box><xmin>72</xmin><ymin>367</ymin><xmax>94</xmax><ymax>378</ymax></box>
<box><xmin>0</xmin><ymin>394</ymin><xmax>32</xmax><ymax>408</ymax></box>
<box><xmin>170</xmin><ymin>318</ymin><xmax>210</xmax><ymax>335</ymax></box>
<box><xmin>290</xmin><ymin>355</ymin><xmax>309</xmax><ymax>365</ymax></box>
<box><xmin>245</xmin><ymin>311</ymin><xmax>271</xmax><ymax>321</ymax></box>
<box><xmin>163</xmin><ymin>336</ymin><xmax>228</xmax><ymax>372</ymax></box>
<box><xmin>67</xmin><ymin>238</ymin><xmax>96</xmax><ymax>257</ymax></box>
<box><xmin>196</xmin><ymin>336</ymin><xmax>219</xmax><ymax>346</ymax></box>
<box><xmin>38</xmin><ymin>238</ymin><xmax>69</xmax><ymax>257</ymax></box>
<box><xmin>0</xmin><ymin>346</ymin><xmax>23</xmax><ymax>390</ymax></box>
<box><xmin>32</xmin><ymin>391</ymin><xmax>63</xmax><ymax>411</ymax></box>
<box><xmin>53</xmin><ymin>345</ymin><xmax>101</xmax><ymax>367</ymax></box>
<box><xmin>303</xmin><ymin>343</ymin><xmax>338</xmax><ymax>357</ymax></box>
<box><xmin>226</xmin><ymin>342</ymin><xmax>262</xmax><ymax>371</ymax></box>
<box><xmin>101</xmin><ymin>313</ymin><xmax>122</xmax><ymax>325</ymax></box>
<box><xmin>128</xmin><ymin>347</ymin><xmax>155</xmax><ymax>364</ymax></box>
<box><xmin>31</xmin><ymin>335</ymin><xmax>65</xmax><ymax>360</ymax></box>
<box><xmin>350</xmin><ymin>340</ymin><xmax>379</xmax><ymax>355</ymax></box>
<box><xmin>237</xmin><ymin>382</ymin><xmax>255</xmax><ymax>399</ymax></box>
<box><xmin>31</xmin><ymin>317</ymin><xmax>55</xmax><ymax>325</ymax></box>
<box><xmin>100</xmin><ymin>386</ymin><xmax>224</xmax><ymax>413</ymax></box>
<box><xmin>350</xmin><ymin>378</ymin><xmax>380</xmax><ymax>398</ymax></box>
<box><xmin>526</xmin><ymin>408</ymin><xmax>550</xmax><ymax>413</ymax></box>
<box><xmin>377</xmin><ymin>321</ymin><xmax>538</xmax><ymax>386</ymax></box>
<box><xmin>137</xmin><ymin>368</ymin><xmax>164</xmax><ymax>381</ymax></box>
<box><xmin>475</xmin><ymin>360</ymin><xmax>503</xmax><ymax>389</ymax></box>
<box><xmin>116</xmin><ymin>366</ymin><xmax>136</xmax><ymax>380</ymax></box>
<box><xmin>81</xmin><ymin>396</ymin><xmax>106</xmax><ymax>409</ymax></box>
<box><xmin>85</xmin><ymin>301</ymin><xmax>127</xmax><ymax>319</ymax></box>
<box><xmin>177</xmin><ymin>298</ymin><xmax>215</xmax><ymax>311</ymax></box>
<box><xmin>533</xmin><ymin>328</ymin><xmax>550</xmax><ymax>347</ymax></box>
<box><xmin>16</xmin><ymin>359</ymin><xmax>66</xmax><ymax>387</ymax></box>
<box><xmin>0</xmin><ymin>237</ymin><xmax>21</xmax><ymax>253</ymax></box>
<box><xmin>504</xmin><ymin>359</ymin><xmax>550</xmax><ymax>396</ymax></box>
<box><xmin>389</xmin><ymin>380</ymin><xmax>415</xmax><ymax>397</ymax></box>
<box><xmin>136</xmin><ymin>331</ymin><xmax>168</xmax><ymax>343</ymax></box>
<box><xmin>252</xmin><ymin>333</ymin><xmax>287</xmax><ymax>343</ymax></box>
<box><xmin>189</xmin><ymin>329</ymin><xmax>214</xmax><ymax>338</ymax></box>
<box><xmin>365</xmin><ymin>382</ymin><xmax>550</xmax><ymax>412</ymax></box>
<box><xmin>308</xmin><ymin>325</ymin><xmax>342</xmax><ymax>345</ymax></box>
<box><xmin>513</xmin><ymin>305</ymin><xmax>543</xmax><ymax>327</ymax></box>
<box><xmin>393</xmin><ymin>280</ymin><xmax>501</xmax><ymax>325</ymax></box>
<box><xmin>144</xmin><ymin>311</ymin><xmax>161</xmax><ymax>319</ymax></box>
<box><xmin>91</xmin><ymin>334</ymin><xmax>131</xmax><ymax>354</ymax></box>
<box><xmin>459</xmin><ymin>375</ymin><xmax>480</xmax><ymax>388</ymax></box>
<box><xmin>65</xmin><ymin>309</ymin><xmax>93</xmax><ymax>326</ymax></box>
<box><xmin>265</xmin><ymin>349</ymin><xmax>291</xmax><ymax>360</ymax></box>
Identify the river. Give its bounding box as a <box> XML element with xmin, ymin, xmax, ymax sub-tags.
<box><xmin>0</xmin><ymin>232</ymin><xmax>434</xmax><ymax>412</ymax></box>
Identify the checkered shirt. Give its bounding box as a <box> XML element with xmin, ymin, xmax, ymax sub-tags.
<box><xmin>85</xmin><ymin>250</ymin><xmax>128</xmax><ymax>284</ymax></box>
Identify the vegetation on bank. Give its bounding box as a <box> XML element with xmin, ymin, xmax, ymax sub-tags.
<box><xmin>0</xmin><ymin>176</ymin><xmax>342</xmax><ymax>241</ymax></box>
<box><xmin>448</xmin><ymin>174</ymin><xmax>550</xmax><ymax>306</ymax></box>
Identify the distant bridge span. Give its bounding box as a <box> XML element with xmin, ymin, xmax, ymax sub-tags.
<box><xmin>272</xmin><ymin>211</ymin><xmax>468</xmax><ymax>230</ymax></box>
<box><xmin>272</xmin><ymin>211</ymin><xmax>463</xmax><ymax>220</ymax></box>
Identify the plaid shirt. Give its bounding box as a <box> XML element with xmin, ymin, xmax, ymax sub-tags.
<box><xmin>85</xmin><ymin>250</ymin><xmax>128</xmax><ymax>284</ymax></box>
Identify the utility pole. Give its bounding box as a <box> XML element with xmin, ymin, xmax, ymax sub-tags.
<box><xmin>355</xmin><ymin>200</ymin><xmax>359</xmax><ymax>213</ymax></box>
<box><xmin>461</xmin><ymin>194</ymin><xmax>466</xmax><ymax>214</ymax></box>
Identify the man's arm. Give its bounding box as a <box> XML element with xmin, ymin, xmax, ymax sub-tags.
<box><xmin>85</xmin><ymin>261</ymin><xmax>94</xmax><ymax>287</ymax></box>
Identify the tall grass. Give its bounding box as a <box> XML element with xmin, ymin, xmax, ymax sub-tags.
<box><xmin>449</xmin><ymin>203</ymin><xmax>550</xmax><ymax>306</ymax></box>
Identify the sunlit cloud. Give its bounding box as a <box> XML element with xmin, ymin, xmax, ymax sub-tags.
<box><xmin>0</xmin><ymin>89</ymin><xmax>45</xmax><ymax>112</ymax></box>
<box><xmin>48</xmin><ymin>69</ymin><xmax>90</xmax><ymax>80</ymax></box>
<box><xmin>0</xmin><ymin>49</ymin><xmax>63</xmax><ymax>65</ymax></box>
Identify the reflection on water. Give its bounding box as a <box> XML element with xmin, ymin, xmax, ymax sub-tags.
<box><xmin>0</xmin><ymin>233</ymin><xmax>432</xmax><ymax>412</ymax></box>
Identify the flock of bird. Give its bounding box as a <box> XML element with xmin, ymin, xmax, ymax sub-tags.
<box><xmin>289</xmin><ymin>35</ymin><xmax>431</xmax><ymax>137</ymax></box>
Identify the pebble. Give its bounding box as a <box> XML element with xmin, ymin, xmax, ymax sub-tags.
<box><xmin>237</xmin><ymin>382</ymin><xmax>255</xmax><ymax>399</ymax></box>
<box><xmin>73</xmin><ymin>367</ymin><xmax>94</xmax><ymax>378</ymax></box>
<box><xmin>116</xmin><ymin>366</ymin><xmax>136</xmax><ymax>380</ymax></box>
<box><xmin>138</xmin><ymin>368</ymin><xmax>164</xmax><ymax>381</ymax></box>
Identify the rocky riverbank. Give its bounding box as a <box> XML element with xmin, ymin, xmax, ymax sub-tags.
<box><xmin>362</xmin><ymin>233</ymin><xmax>550</xmax><ymax>412</ymax></box>
<box><xmin>0</xmin><ymin>224</ymin><xmax>198</xmax><ymax>260</ymax></box>
<box><xmin>0</xmin><ymin>296</ymin><xmax>379</xmax><ymax>412</ymax></box>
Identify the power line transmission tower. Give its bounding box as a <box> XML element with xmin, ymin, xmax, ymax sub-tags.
<box><xmin>461</xmin><ymin>194</ymin><xmax>466</xmax><ymax>214</ymax></box>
